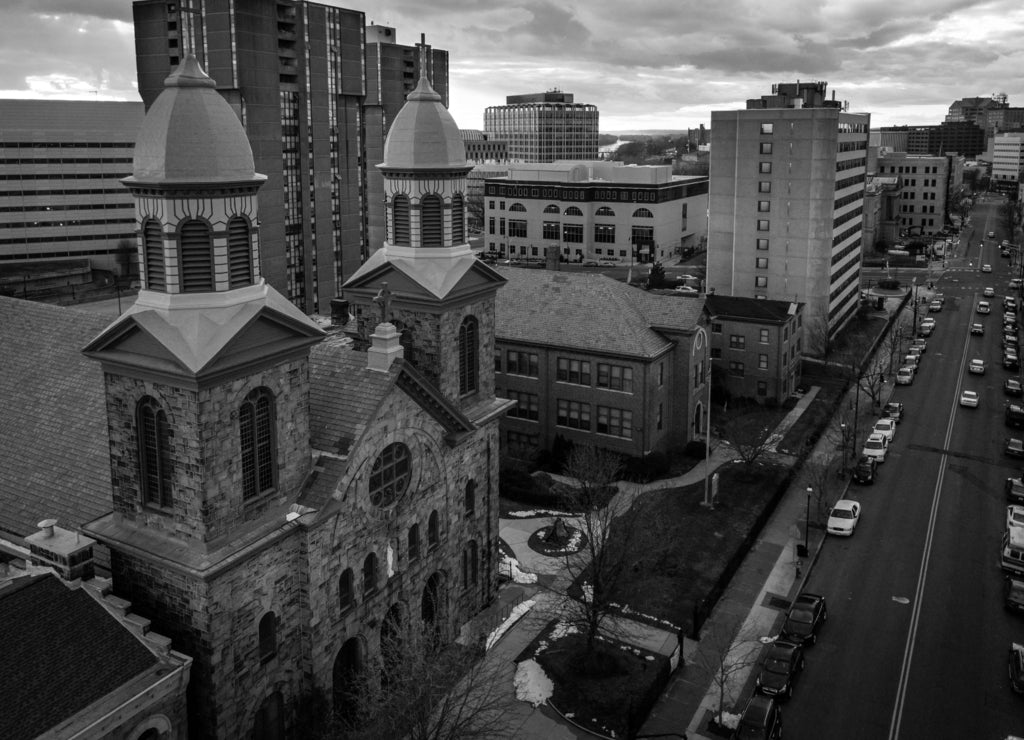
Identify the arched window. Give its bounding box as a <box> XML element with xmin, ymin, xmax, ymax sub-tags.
<box><xmin>137</xmin><ymin>396</ymin><xmax>172</xmax><ymax>509</ymax></box>
<box><xmin>258</xmin><ymin>612</ymin><xmax>277</xmax><ymax>663</ymax></box>
<box><xmin>421</xmin><ymin>194</ymin><xmax>443</xmax><ymax>247</ymax></box>
<box><xmin>408</xmin><ymin>524</ymin><xmax>421</xmax><ymax>561</ymax></box>
<box><xmin>240</xmin><ymin>388</ymin><xmax>276</xmax><ymax>500</ymax></box>
<box><xmin>464</xmin><ymin>480</ymin><xmax>476</xmax><ymax>515</ymax></box>
<box><xmin>632</xmin><ymin>207</ymin><xmax>654</xmax><ymax>218</ymax></box>
<box><xmin>458</xmin><ymin>316</ymin><xmax>479</xmax><ymax>395</ymax></box>
<box><xmin>428</xmin><ymin>511</ymin><xmax>439</xmax><ymax>550</ymax></box>
<box><xmin>392</xmin><ymin>194</ymin><xmax>410</xmax><ymax>246</ymax></box>
<box><xmin>509</xmin><ymin>203</ymin><xmax>526</xmax><ymax>212</ymax></box>
<box><xmin>564</xmin><ymin>206</ymin><xmax>583</xmax><ymax>217</ymax></box>
<box><xmin>178</xmin><ymin>219</ymin><xmax>214</xmax><ymax>292</ymax></box>
<box><xmin>227</xmin><ymin>216</ymin><xmax>254</xmax><ymax>288</ymax></box>
<box><xmin>369</xmin><ymin>443</ymin><xmax>411</xmax><ymax>507</ymax></box>
<box><xmin>543</xmin><ymin>204</ymin><xmax>560</xmax><ymax>214</ymax></box>
<box><xmin>142</xmin><ymin>219</ymin><xmax>165</xmax><ymax>291</ymax></box>
<box><xmin>363</xmin><ymin>552</ymin><xmax>378</xmax><ymax>595</ymax></box>
<box><xmin>451</xmin><ymin>193</ymin><xmax>465</xmax><ymax>244</ymax></box>
<box><xmin>339</xmin><ymin>568</ymin><xmax>354</xmax><ymax>610</ymax></box>
<box><xmin>596</xmin><ymin>206</ymin><xmax>616</xmax><ymax>217</ymax></box>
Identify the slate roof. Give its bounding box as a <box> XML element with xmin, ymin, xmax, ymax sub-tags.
<box><xmin>308</xmin><ymin>336</ymin><xmax>398</xmax><ymax>457</ymax></box>
<box><xmin>0</xmin><ymin>574</ymin><xmax>158</xmax><ymax>740</ymax></box>
<box><xmin>704</xmin><ymin>294</ymin><xmax>802</xmax><ymax>324</ymax></box>
<box><xmin>0</xmin><ymin>297</ymin><xmax>113</xmax><ymax>540</ymax></box>
<box><xmin>494</xmin><ymin>268</ymin><xmax>704</xmax><ymax>358</ymax></box>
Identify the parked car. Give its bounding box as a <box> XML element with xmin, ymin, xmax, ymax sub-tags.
<box><xmin>972</xmin><ymin>323</ymin><xmax>986</xmax><ymax>335</ymax></box>
<box><xmin>733</xmin><ymin>694</ymin><xmax>783</xmax><ymax>739</ymax></box>
<box><xmin>970</xmin><ymin>358</ymin><xmax>986</xmax><ymax>374</ymax></box>
<box><xmin>755</xmin><ymin>640</ymin><xmax>805</xmax><ymax>700</ymax></box>
<box><xmin>979</xmin><ymin>301</ymin><xmax>992</xmax><ymax>314</ymax></box>
<box><xmin>884</xmin><ymin>401</ymin><xmax>905</xmax><ymax>422</ymax></box>
<box><xmin>1010</xmin><ymin>643</ymin><xmax>1024</xmax><ymax>694</ymax></box>
<box><xmin>990</xmin><ymin>231</ymin><xmax>997</xmax><ymax>238</ymax></box>
<box><xmin>852</xmin><ymin>455</ymin><xmax>877</xmax><ymax>484</ymax></box>
<box><xmin>984</xmin><ymin>264</ymin><xmax>994</xmax><ymax>273</ymax></box>
<box><xmin>986</xmin><ymin>287</ymin><xmax>997</xmax><ymax>297</ymax></box>
<box><xmin>1005</xmin><ymin>577</ymin><xmax>1024</xmax><ymax>614</ymax></box>
<box><xmin>910</xmin><ymin>338</ymin><xmax>927</xmax><ymax>353</ymax></box>
<box><xmin>872</xmin><ymin>417</ymin><xmax>897</xmax><ymax>442</ymax></box>
<box><xmin>918</xmin><ymin>322</ymin><xmax>935</xmax><ymax>337</ymax></box>
<box><xmin>1006</xmin><ymin>379</ymin><xmax>1023</xmax><ymax>397</ymax></box>
<box><xmin>1008</xmin><ymin>505</ymin><xmax>1024</xmax><ymax>529</ymax></box>
<box><xmin>1007</xmin><ymin>438</ymin><xmax>1024</xmax><ymax>458</ymax></box>
<box><xmin>1008</xmin><ymin>476</ymin><xmax>1024</xmax><ymax>504</ymax></box>
<box><xmin>1007</xmin><ymin>297</ymin><xmax>1018</xmax><ymax>311</ymax></box>
<box><xmin>960</xmin><ymin>390</ymin><xmax>980</xmax><ymax>408</ymax></box>
<box><xmin>827</xmin><ymin>499</ymin><xmax>862</xmax><ymax>536</ymax></box>
<box><xmin>928</xmin><ymin>300</ymin><xmax>942</xmax><ymax>312</ymax></box>
<box><xmin>780</xmin><ymin>592</ymin><xmax>828</xmax><ymax>647</ymax></box>
<box><xmin>1011</xmin><ymin>278</ymin><xmax>1023</xmax><ymax>290</ymax></box>
<box><xmin>1008</xmin><ymin>403</ymin><xmax>1024</xmax><ymax>429</ymax></box>
<box><xmin>896</xmin><ymin>366</ymin><xmax>915</xmax><ymax>385</ymax></box>
<box><xmin>862</xmin><ymin>433</ymin><xmax>889</xmax><ymax>463</ymax></box>
<box><xmin>1006</xmin><ymin>353</ymin><xmax>1021</xmax><ymax>371</ymax></box>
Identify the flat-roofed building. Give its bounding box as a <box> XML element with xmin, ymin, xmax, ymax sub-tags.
<box><xmin>993</xmin><ymin>132</ymin><xmax>1024</xmax><ymax>199</ymax></box>
<box><xmin>484</xmin><ymin>160</ymin><xmax>708</xmax><ymax>264</ymax></box>
<box><xmin>708</xmin><ymin>81</ymin><xmax>870</xmax><ymax>352</ymax></box>
<box><xmin>875</xmin><ymin>152</ymin><xmax>949</xmax><ymax>235</ymax></box>
<box><xmin>0</xmin><ymin>100</ymin><xmax>144</xmax><ymax>277</ymax></box>
<box><xmin>484</xmin><ymin>91</ymin><xmax>598</xmax><ymax>162</ymax></box>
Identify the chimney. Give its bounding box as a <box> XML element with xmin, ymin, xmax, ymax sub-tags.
<box><xmin>25</xmin><ymin>519</ymin><xmax>96</xmax><ymax>582</ymax></box>
<box><xmin>367</xmin><ymin>322</ymin><xmax>404</xmax><ymax>372</ymax></box>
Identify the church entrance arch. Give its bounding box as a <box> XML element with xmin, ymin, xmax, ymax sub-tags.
<box><xmin>421</xmin><ymin>571</ymin><xmax>447</xmax><ymax>647</ymax></box>
<box><xmin>694</xmin><ymin>401</ymin><xmax>704</xmax><ymax>435</ymax></box>
<box><xmin>332</xmin><ymin>637</ymin><xmax>365</xmax><ymax>720</ymax></box>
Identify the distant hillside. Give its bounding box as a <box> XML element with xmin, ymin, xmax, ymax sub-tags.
<box><xmin>604</xmin><ymin>130</ymin><xmax>690</xmax><ymax>137</ymax></box>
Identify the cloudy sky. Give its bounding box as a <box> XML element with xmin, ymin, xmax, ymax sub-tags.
<box><xmin>3</xmin><ymin>0</ymin><xmax>1023</xmax><ymax>132</ymax></box>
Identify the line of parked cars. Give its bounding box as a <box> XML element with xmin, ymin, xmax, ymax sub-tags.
<box><xmin>734</xmin><ymin>592</ymin><xmax>831</xmax><ymax>738</ymax></box>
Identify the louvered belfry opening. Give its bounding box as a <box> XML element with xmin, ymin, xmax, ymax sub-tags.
<box><xmin>143</xmin><ymin>219</ymin><xmax>166</xmax><ymax>291</ymax></box>
<box><xmin>179</xmin><ymin>219</ymin><xmax>214</xmax><ymax>292</ymax></box>
<box><xmin>392</xmin><ymin>194</ymin><xmax>411</xmax><ymax>245</ymax></box>
<box><xmin>228</xmin><ymin>216</ymin><xmax>254</xmax><ymax>288</ymax></box>
<box><xmin>451</xmin><ymin>193</ymin><xmax>465</xmax><ymax>244</ymax></box>
<box><xmin>420</xmin><ymin>194</ymin><xmax>443</xmax><ymax>247</ymax></box>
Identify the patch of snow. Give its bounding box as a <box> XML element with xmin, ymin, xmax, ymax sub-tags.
<box><xmin>500</xmin><ymin>552</ymin><xmax>538</xmax><ymax>584</ymax></box>
<box><xmin>720</xmin><ymin>711</ymin><xmax>742</xmax><ymax>729</ymax></box>
<box><xmin>386</xmin><ymin>542</ymin><xmax>395</xmax><ymax>578</ymax></box>
<box><xmin>548</xmin><ymin>620</ymin><xmax>579</xmax><ymax>642</ymax></box>
<box><xmin>514</xmin><ymin>659</ymin><xmax>553</xmax><ymax>707</ymax></box>
<box><xmin>504</xmin><ymin>508</ymin><xmax>575</xmax><ymax>518</ymax></box>
<box><xmin>485</xmin><ymin>599</ymin><xmax>536</xmax><ymax>651</ymax></box>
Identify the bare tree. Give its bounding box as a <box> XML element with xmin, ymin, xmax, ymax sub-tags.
<box><xmin>695</xmin><ymin>622</ymin><xmax>764</xmax><ymax>731</ymax></box>
<box><xmin>553</xmin><ymin>445</ymin><xmax>642</xmax><ymax>664</ymax></box>
<box><xmin>328</xmin><ymin>632</ymin><xmax>515</xmax><ymax>740</ymax></box>
<box><xmin>805</xmin><ymin>316</ymin><xmax>835</xmax><ymax>358</ymax></box>
<box><xmin>717</xmin><ymin>409</ymin><xmax>777</xmax><ymax>465</ymax></box>
<box><xmin>882</xmin><ymin>316</ymin><xmax>908</xmax><ymax>376</ymax></box>
<box><xmin>802</xmin><ymin>456</ymin><xmax>843</xmax><ymax>525</ymax></box>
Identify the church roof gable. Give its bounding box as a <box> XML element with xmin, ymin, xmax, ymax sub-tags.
<box><xmin>343</xmin><ymin>247</ymin><xmax>505</xmax><ymax>301</ymax></box>
<box><xmin>0</xmin><ymin>297</ymin><xmax>112</xmax><ymax>539</ymax></box>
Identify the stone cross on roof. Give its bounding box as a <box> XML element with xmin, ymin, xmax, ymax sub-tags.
<box><xmin>372</xmin><ymin>282</ymin><xmax>393</xmax><ymax>324</ymax></box>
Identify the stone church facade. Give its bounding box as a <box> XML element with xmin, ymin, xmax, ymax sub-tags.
<box><xmin>80</xmin><ymin>53</ymin><xmax>509</xmax><ymax>739</ymax></box>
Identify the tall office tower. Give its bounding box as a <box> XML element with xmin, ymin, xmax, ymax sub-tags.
<box><xmin>364</xmin><ymin>25</ymin><xmax>449</xmax><ymax>255</ymax></box>
<box><xmin>484</xmin><ymin>91</ymin><xmax>599</xmax><ymax>163</ymax></box>
<box><xmin>133</xmin><ymin>1</ymin><xmax>447</xmax><ymax>315</ymax></box>
<box><xmin>708</xmin><ymin>82</ymin><xmax>870</xmax><ymax>351</ymax></box>
<box><xmin>0</xmin><ymin>100</ymin><xmax>144</xmax><ymax>277</ymax></box>
<box><xmin>993</xmin><ymin>132</ymin><xmax>1024</xmax><ymax>199</ymax></box>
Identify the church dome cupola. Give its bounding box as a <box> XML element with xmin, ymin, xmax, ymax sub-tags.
<box><xmin>122</xmin><ymin>54</ymin><xmax>267</xmax><ymax>296</ymax></box>
<box><xmin>380</xmin><ymin>73</ymin><xmax>468</xmax><ymax>172</ymax></box>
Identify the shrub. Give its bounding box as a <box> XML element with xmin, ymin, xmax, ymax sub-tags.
<box><xmin>878</xmin><ymin>278</ymin><xmax>900</xmax><ymax>290</ymax></box>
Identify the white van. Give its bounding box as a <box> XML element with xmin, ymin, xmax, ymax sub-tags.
<box><xmin>1002</xmin><ymin>525</ymin><xmax>1024</xmax><ymax>576</ymax></box>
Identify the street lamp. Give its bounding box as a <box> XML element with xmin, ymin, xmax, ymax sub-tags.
<box><xmin>804</xmin><ymin>487</ymin><xmax>812</xmax><ymax>555</ymax></box>
<box><xmin>840</xmin><ymin>422</ymin><xmax>848</xmax><ymax>468</ymax></box>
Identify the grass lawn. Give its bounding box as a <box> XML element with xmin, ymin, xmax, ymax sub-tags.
<box><xmin>603</xmin><ymin>459</ymin><xmax>791</xmax><ymax>635</ymax></box>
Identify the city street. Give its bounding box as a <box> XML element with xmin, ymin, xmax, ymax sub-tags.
<box><xmin>784</xmin><ymin>197</ymin><xmax>1024</xmax><ymax>739</ymax></box>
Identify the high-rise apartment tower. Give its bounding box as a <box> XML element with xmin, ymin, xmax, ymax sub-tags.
<box><xmin>133</xmin><ymin>1</ymin><xmax>447</xmax><ymax>314</ymax></box>
<box><xmin>708</xmin><ymin>82</ymin><xmax>870</xmax><ymax>350</ymax></box>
